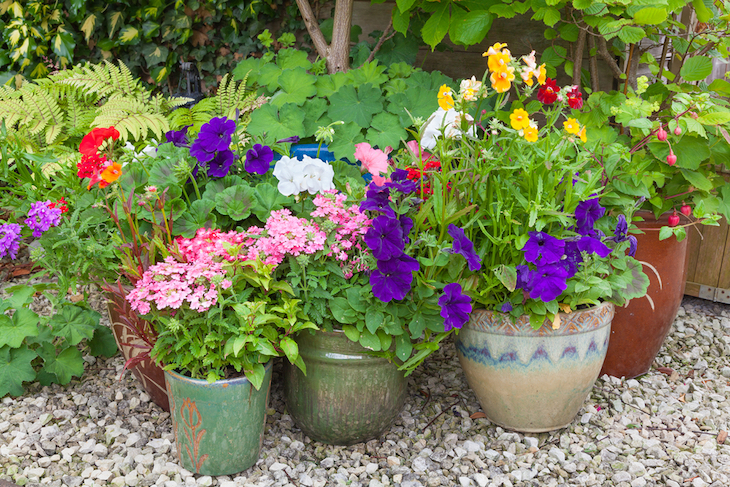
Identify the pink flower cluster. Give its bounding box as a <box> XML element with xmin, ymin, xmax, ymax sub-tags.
<box><xmin>311</xmin><ymin>191</ymin><xmax>371</xmax><ymax>278</ymax></box>
<box><xmin>176</xmin><ymin>227</ymin><xmax>262</xmax><ymax>263</ymax></box>
<box><xmin>126</xmin><ymin>256</ymin><xmax>232</xmax><ymax>315</ymax></box>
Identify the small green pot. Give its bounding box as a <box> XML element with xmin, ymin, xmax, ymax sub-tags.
<box><xmin>165</xmin><ymin>362</ymin><xmax>272</xmax><ymax>476</ymax></box>
<box><xmin>283</xmin><ymin>330</ymin><xmax>407</xmax><ymax>445</ymax></box>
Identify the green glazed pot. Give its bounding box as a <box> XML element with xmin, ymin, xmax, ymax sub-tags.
<box><xmin>283</xmin><ymin>330</ymin><xmax>407</xmax><ymax>445</ymax></box>
<box><xmin>165</xmin><ymin>362</ymin><xmax>272</xmax><ymax>476</ymax></box>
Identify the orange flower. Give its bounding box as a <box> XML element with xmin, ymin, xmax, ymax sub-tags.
<box><xmin>101</xmin><ymin>162</ymin><xmax>123</xmax><ymax>184</ymax></box>
<box><xmin>563</xmin><ymin>118</ymin><xmax>580</xmax><ymax>135</ymax></box>
<box><xmin>510</xmin><ymin>108</ymin><xmax>530</xmax><ymax>130</ymax></box>
<box><xmin>523</xmin><ymin>122</ymin><xmax>539</xmax><ymax>142</ymax></box>
<box><xmin>490</xmin><ymin>66</ymin><xmax>515</xmax><ymax>93</ymax></box>
<box><xmin>437</xmin><ymin>84</ymin><xmax>455</xmax><ymax>110</ymax></box>
<box><xmin>578</xmin><ymin>126</ymin><xmax>587</xmax><ymax>143</ymax></box>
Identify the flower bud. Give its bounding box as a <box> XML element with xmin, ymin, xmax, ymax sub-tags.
<box><xmin>680</xmin><ymin>204</ymin><xmax>691</xmax><ymax>216</ymax></box>
<box><xmin>656</xmin><ymin>127</ymin><xmax>668</xmax><ymax>141</ymax></box>
<box><xmin>667</xmin><ymin>152</ymin><xmax>677</xmax><ymax>166</ymax></box>
<box><xmin>674</xmin><ymin>126</ymin><xmax>682</xmax><ymax>136</ymax></box>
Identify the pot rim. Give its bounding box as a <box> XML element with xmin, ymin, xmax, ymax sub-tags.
<box><xmin>164</xmin><ymin>360</ymin><xmax>272</xmax><ymax>388</ymax></box>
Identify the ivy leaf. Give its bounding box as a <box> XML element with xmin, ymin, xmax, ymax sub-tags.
<box><xmin>80</xmin><ymin>14</ymin><xmax>98</xmax><ymax>42</ymax></box>
<box><xmin>176</xmin><ymin>199</ymin><xmax>217</xmax><ymax>238</ymax></box>
<box><xmin>0</xmin><ymin>308</ymin><xmax>39</xmax><ymax>349</ymax></box>
<box><xmin>142</xmin><ymin>21</ymin><xmax>160</xmax><ymax>39</ymax></box>
<box><xmin>247</xmin><ymin>103</ymin><xmax>306</xmax><ymax>142</ymax></box>
<box><xmin>328</xmin><ymin>122</ymin><xmax>366</xmax><ymax>162</ymax></box>
<box><xmin>450</xmin><ymin>10</ymin><xmax>493</xmax><ymax>46</ymax></box>
<box><xmin>50</xmin><ymin>306</ymin><xmax>100</xmax><ymax>346</ymax></box>
<box><xmin>680</xmin><ymin>56</ymin><xmax>713</xmax><ymax>82</ymax></box>
<box><xmin>328</xmin><ymin>83</ymin><xmax>384</xmax><ymax>128</ymax></box>
<box><xmin>252</xmin><ymin>183</ymin><xmax>294</xmax><ymax>222</ymax></box>
<box><xmin>40</xmin><ymin>344</ymin><xmax>85</xmax><ymax>385</ymax></box>
<box><xmin>0</xmin><ymin>345</ymin><xmax>37</xmax><ymax>397</ymax></box>
<box><xmin>269</xmin><ymin>67</ymin><xmax>317</xmax><ymax>107</ymax></box>
<box><xmin>119</xmin><ymin>26</ymin><xmax>141</xmax><ymax>45</ymax></box>
<box><xmin>366</xmin><ymin>112</ymin><xmax>408</xmax><ymax>149</ymax></box>
<box><xmin>215</xmin><ymin>185</ymin><xmax>255</xmax><ymax>221</ymax></box>
<box><xmin>421</xmin><ymin>2</ymin><xmax>451</xmax><ymax>49</ymax></box>
<box><xmin>141</xmin><ymin>44</ymin><xmax>169</xmax><ymax>66</ymax></box>
<box><xmin>88</xmin><ymin>325</ymin><xmax>118</xmax><ymax>358</ymax></box>
<box><xmin>52</xmin><ymin>32</ymin><xmax>76</xmax><ymax>60</ymax></box>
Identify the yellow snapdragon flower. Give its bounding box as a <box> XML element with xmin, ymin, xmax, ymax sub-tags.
<box><xmin>510</xmin><ymin>108</ymin><xmax>530</xmax><ymax>130</ymax></box>
<box><xmin>490</xmin><ymin>66</ymin><xmax>515</xmax><ymax>93</ymax></box>
<box><xmin>438</xmin><ymin>84</ymin><xmax>455</xmax><ymax>110</ymax></box>
<box><xmin>563</xmin><ymin>118</ymin><xmax>580</xmax><ymax>135</ymax></box>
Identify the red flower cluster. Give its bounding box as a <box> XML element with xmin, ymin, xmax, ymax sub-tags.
<box><xmin>48</xmin><ymin>198</ymin><xmax>69</xmax><ymax>213</ymax></box>
<box><xmin>407</xmin><ymin>160</ymin><xmax>442</xmax><ymax>198</ymax></box>
<box><xmin>537</xmin><ymin>78</ymin><xmax>559</xmax><ymax>105</ymax></box>
<box><xmin>77</xmin><ymin>127</ymin><xmax>122</xmax><ymax>190</ymax></box>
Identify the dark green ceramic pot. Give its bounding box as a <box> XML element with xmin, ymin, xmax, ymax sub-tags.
<box><xmin>283</xmin><ymin>330</ymin><xmax>407</xmax><ymax>445</ymax></box>
<box><xmin>165</xmin><ymin>362</ymin><xmax>272</xmax><ymax>476</ymax></box>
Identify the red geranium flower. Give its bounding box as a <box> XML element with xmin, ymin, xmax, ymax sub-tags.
<box><xmin>49</xmin><ymin>198</ymin><xmax>69</xmax><ymax>213</ymax></box>
<box><xmin>537</xmin><ymin>78</ymin><xmax>559</xmax><ymax>105</ymax></box>
<box><xmin>76</xmin><ymin>153</ymin><xmax>108</xmax><ymax>178</ymax></box>
<box><xmin>567</xmin><ymin>86</ymin><xmax>583</xmax><ymax>109</ymax></box>
<box><xmin>79</xmin><ymin>127</ymin><xmax>120</xmax><ymax>156</ymax></box>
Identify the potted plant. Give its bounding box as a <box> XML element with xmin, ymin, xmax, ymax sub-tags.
<box><xmin>366</xmin><ymin>43</ymin><xmax>650</xmax><ymax>432</ymax></box>
<box><xmin>124</xmin><ymin>232</ymin><xmax>313</xmax><ymax>476</ymax></box>
<box><xmin>580</xmin><ymin>75</ymin><xmax>730</xmax><ymax>378</ymax></box>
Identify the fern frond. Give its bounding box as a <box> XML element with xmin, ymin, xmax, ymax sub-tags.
<box><xmin>93</xmin><ymin>98</ymin><xmax>170</xmax><ymax>141</ymax></box>
<box><xmin>23</xmin><ymin>86</ymin><xmax>64</xmax><ymax>137</ymax></box>
<box><xmin>59</xmin><ymin>61</ymin><xmax>144</xmax><ymax>99</ymax></box>
<box><xmin>215</xmin><ymin>74</ymin><xmax>259</xmax><ymax>119</ymax></box>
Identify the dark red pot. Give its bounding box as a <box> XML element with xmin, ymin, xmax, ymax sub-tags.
<box><xmin>106</xmin><ymin>293</ymin><xmax>170</xmax><ymax>411</ymax></box>
<box><xmin>600</xmin><ymin>211</ymin><xmax>689</xmax><ymax>379</ymax></box>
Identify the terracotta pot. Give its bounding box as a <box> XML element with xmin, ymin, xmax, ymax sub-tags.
<box><xmin>600</xmin><ymin>211</ymin><xmax>690</xmax><ymax>379</ymax></box>
<box><xmin>166</xmin><ymin>363</ymin><xmax>272</xmax><ymax>476</ymax></box>
<box><xmin>106</xmin><ymin>293</ymin><xmax>170</xmax><ymax>411</ymax></box>
<box><xmin>456</xmin><ymin>303</ymin><xmax>614</xmax><ymax>433</ymax></box>
<box><xmin>283</xmin><ymin>330</ymin><xmax>407</xmax><ymax>445</ymax></box>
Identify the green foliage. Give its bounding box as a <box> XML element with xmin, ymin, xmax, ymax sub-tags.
<box><xmin>235</xmin><ymin>48</ymin><xmax>455</xmax><ymax>161</ymax></box>
<box><xmin>0</xmin><ymin>0</ymin><xmax>303</xmax><ymax>89</ymax></box>
<box><xmin>0</xmin><ymin>285</ymin><xmax>117</xmax><ymax>398</ymax></box>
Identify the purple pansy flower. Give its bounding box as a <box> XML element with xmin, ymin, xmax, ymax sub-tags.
<box><xmin>447</xmin><ymin>224</ymin><xmax>482</xmax><ymax>271</ymax></box>
<box><xmin>370</xmin><ymin>253</ymin><xmax>419</xmax><ymax>302</ymax></box>
<box><xmin>522</xmin><ymin>231</ymin><xmax>565</xmax><ymax>265</ymax></box>
<box><xmin>245</xmin><ymin>144</ymin><xmax>274</xmax><ymax>175</ymax></box>
<box><xmin>165</xmin><ymin>126</ymin><xmax>189</xmax><ymax>147</ymax></box>
<box><xmin>196</xmin><ymin>117</ymin><xmax>236</xmax><ymax>153</ymax></box>
<box><xmin>207</xmin><ymin>149</ymin><xmax>235</xmax><ymax>178</ymax></box>
<box><xmin>438</xmin><ymin>283</ymin><xmax>472</xmax><ymax>332</ymax></box>
<box><xmin>24</xmin><ymin>201</ymin><xmax>62</xmax><ymax>238</ymax></box>
<box><xmin>364</xmin><ymin>215</ymin><xmax>405</xmax><ymax>260</ymax></box>
<box><xmin>0</xmin><ymin>223</ymin><xmax>22</xmax><ymax>259</ymax></box>
<box><xmin>527</xmin><ymin>263</ymin><xmax>569</xmax><ymax>302</ymax></box>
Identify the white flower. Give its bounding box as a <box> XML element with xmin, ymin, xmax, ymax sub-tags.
<box><xmin>420</xmin><ymin>108</ymin><xmax>477</xmax><ymax>150</ymax></box>
<box><xmin>123</xmin><ymin>140</ymin><xmax>158</xmax><ymax>164</ymax></box>
<box><xmin>273</xmin><ymin>155</ymin><xmax>334</xmax><ymax>196</ymax></box>
<box><xmin>459</xmin><ymin>76</ymin><xmax>482</xmax><ymax>101</ymax></box>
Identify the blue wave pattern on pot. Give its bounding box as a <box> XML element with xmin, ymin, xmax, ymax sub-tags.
<box><xmin>456</xmin><ymin>302</ymin><xmax>614</xmax><ymax>433</ymax></box>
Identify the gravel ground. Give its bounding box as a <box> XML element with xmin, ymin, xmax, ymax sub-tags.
<box><xmin>3</xmin><ymin>293</ymin><xmax>730</xmax><ymax>487</ymax></box>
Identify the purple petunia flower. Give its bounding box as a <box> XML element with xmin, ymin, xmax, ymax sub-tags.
<box><xmin>370</xmin><ymin>253</ymin><xmax>419</xmax><ymax>302</ymax></box>
<box><xmin>190</xmin><ymin>137</ymin><xmax>216</xmax><ymax>164</ymax></box>
<box><xmin>576</xmin><ymin>235</ymin><xmax>612</xmax><ymax>258</ymax></box>
<box><xmin>208</xmin><ymin>149</ymin><xmax>235</xmax><ymax>178</ymax></box>
<box><xmin>165</xmin><ymin>126</ymin><xmax>189</xmax><ymax>147</ymax></box>
<box><xmin>399</xmin><ymin>215</ymin><xmax>413</xmax><ymax>241</ymax></box>
<box><xmin>196</xmin><ymin>117</ymin><xmax>236</xmax><ymax>153</ymax></box>
<box><xmin>447</xmin><ymin>224</ymin><xmax>482</xmax><ymax>271</ymax></box>
<box><xmin>628</xmin><ymin>236</ymin><xmax>637</xmax><ymax>257</ymax></box>
<box><xmin>522</xmin><ymin>231</ymin><xmax>565</xmax><ymax>265</ymax></box>
<box><xmin>608</xmin><ymin>214</ymin><xmax>638</xmax><ymax>257</ymax></box>
<box><xmin>245</xmin><ymin>144</ymin><xmax>274</xmax><ymax>175</ymax></box>
<box><xmin>0</xmin><ymin>223</ymin><xmax>22</xmax><ymax>259</ymax></box>
<box><xmin>385</xmin><ymin>168</ymin><xmax>418</xmax><ymax>194</ymax></box>
<box><xmin>24</xmin><ymin>201</ymin><xmax>62</xmax><ymax>238</ymax></box>
<box><xmin>527</xmin><ymin>263</ymin><xmax>569</xmax><ymax>302</ymax></box>
<box><xmin>516</xmin><ymin>264</ymin><xmax>533</xmax><ymax>290</ymax></box>
<box><xmin>359</xmin><ymin>186</ymin><xmax>396</xmax><ymax>218</ymax></box>
<box><xmin>562</xmin><ymin>240</ymin><xmax>583</xmax><ymax>278</ymax></box>
<box><xmin>276</xmin><ymin>136</ymin><xmax>300</xmax><ymax>144</ymax></box>
<box><xmin>364</xmin><ymin>215</ymin><xmax>405</xmax><ymax>260</ymax></box>
<box><xmin>438</xmin><ymin>283</ymin><xmax>472</xmax><ymax>332</ymax></box>
<box><xmin>500</xmin><ymin>302</ymin><xmax>513</xmax><ymax>313</ymax></box>
<box><xmin>575</xmin><ymin>198</ymin><xmax>605</xmax><ymax>232</ymax></box>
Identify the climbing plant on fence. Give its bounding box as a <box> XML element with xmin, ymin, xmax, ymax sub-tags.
<box><xmin>0</xmin><ymin>0</ymin><xmax>303</xmax><ymax>89</ymax></box>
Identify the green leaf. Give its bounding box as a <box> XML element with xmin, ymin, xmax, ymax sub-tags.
<box><xmin>558</xmin><ymin>23</ymin><xmax>580</xmax><ymax>42</ymax></box>
<box><xmin>119</xmin><ymin>27</ymin><xmax>141</xmax><ymax>45</ymax></box>
<box><xmin>397</xmin><ymin>0</ymin><xmax>418</xmax><ymax>13</ymax></box>
<box><xmin>627</xmin><ymin>118</ymin><xmax>653</xmax><ymax>129</ymax></box>
<box><xmin>0</xmin><ymin>308</ymin><xmax>39</xmax><ymax>348</ymax></box>
<box><xmin>328</xmin><ymin>122</ymin><xmax>366</xmax><ymax>162</ymax></box>
<box><xmin>365</xmin><ymin>308</ymin><xmax>385</xmax><ymax>335</ymax></box>
<box><xmin>541</xmin><ymin>45</ymin><xmax>567</xmax><ymax>67</ymax></box>
<box><xmin>215</xmin><ymin>185</ymin><xmax>254</xmax><ymax>221</ymax></box>
<box><xmin>680</xmin><ymin>56</ymin><xmax>713</xmax><ymax>82</ymax></box>
<box><xmin>633</xmin><ymin>7</ymin><xmax>667</xmax><ymax>25</ymax></box>
<box><xmin>175</xmin><ymin>199</ymin><xmax>217</xmax><ymax>238</ymax></box>
<box><xmin>658</xmin><ymin>225</ymin><xmax>674</xmax><ymax>240</ymax></box>
<box><xmin>395</xmin><ymin>334</ymin><xmax>413</xmax><ymax>361</ymax></box>
<box><xmin>276</xmin><ymin>48</ymin><xmax>313</xmax><ymax>70</ymax></box>
<box><xmin>692</xmin><ymin>0</ymin><xmax>712</xmax><ymax>22</ymax></box>
<box><xmin>674</xmin><ymin>136</ymin><xmax>711</xmax><ymax>170</ymax></box>
<box><xmin>251</xmin><ymin>183</ymin><xmax>294</xmax><ymax>222</ymax></box>
<box><xmin>542</xmin><ymin>8</ymin><xmax>561</xmax><ymax>26</ymax></box>
<box><xmin>269</xmin><ymin>68</ymin><xmax>317</xmax><ymax>108</ymax></box>
<box><xmin>708</xmin><ymin>79</ymin><xmax>730</xmax><ymax>97</ymax></box>
<box><xmin>359</xmin><ymin>329</ymin><xmax>382</xmax><ymax>351</ymax></box>
<box><xmin>342</xmin><ymin>325</ymin><xmax>360</xmax><ymax>343</ymax></box>
<box><xmin>42</xmin><ymin>345</ymin><xmax>85</xmax><ymax>385</ymax></box>
<box><xmin>330</xmin><ymin>297</ymin><xmax>358</xmax><ymax>323</ymax></box>
<box><xmin>52</xmin><ymin>32</ymin><xmax>76</xmax><ymax>59</ymax></box>
<box><xmin>88</xmin><ymin>325</ymin><xmax>118</xmax><ymax>358</ymax></box>
<box><xmin>348</xmin><ymin>61</ymin><xmax>389</xmax><ymax>87</ymax></box>
<box><xmin>366</xmin><ymin>112</ymin><xmax>408</xmax><ymax>150</ymax></box>
<box><xmin>50</xmin><ymin>306</ymin><xmax>100</xmax><ymax>346</ymax></box>
<box><xmin>0</xmin><ymin>345</ymin><xmax>36</xmax><ymax>397</ymax></box>
<box><xmin>449</xmin><ymin>10</ymin><xmax>493</xmax><ymax>46</ymax></box>
<box><xmin>494</xmin><ymin>265</ymin><xmax>517</xmax><ymax>292</ymax></box>
<box><xmin>392</xmin><ymin>6</ymin><xmax>411</xmax><ymax>35</ymax></box>
<box><xmin>618</xmin><ymin>26</ymin><xmax>645</xmax><ymax>44</ymax></box>
<box><xmin>680</xmin><ymin>169</ymin><xmax>714</xmax><ymax>192</ymax></box>
<box><xmin>148</xmin><ymin>158</ymin><xmax>180</xmax><ymax>190</ymax></box>
<box><xmin>1</xmin><ymin>285</ymin><xmax>35</xmax><ymax>311</ymax></box>
<box><xmin>141</xmin><ymin>44</ymin><xmax>169</xmax><ymax>66</ymax></box>
<box><xmin>697</xmin><ymin>112</ymin><xmax>730</xmax><ymax>125</ymax></box>
<box><xmin>246</xmin><ymin>363</ymin><xmax>266</xmax><ymax>391</ymax></box>
<box><xmin>421</xmin><ymin>2</ymin><xmax>450</xmax><ymax>49</ymax></box>
<box><xmin>328</xmin><ymin>84</ymin><xmax>384</xmax><ymax>128</ymax></box>
<box><xmin>315</xmin><ymin>72</ymin><xmax>350</xmax><ymax>98</ymax></box>
<box><xmin>408</xmin><ymin>311</ymin><xmax>428</xmax><ymax>338</ymax></box>
<box><xmin>280</xmin><ymin>337</ymin><xmax>299</xmax><ymax>364</ymax></box>
<box><xmin>248</xmin><ymin>103</ymin><xmax>306</xmax><ymax>142</ymax></box>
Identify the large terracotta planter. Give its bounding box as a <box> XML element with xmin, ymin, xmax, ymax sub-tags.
<box><xmin>166</xmin><ymin>363</ymin><xmax>272</xmax><ymax>476</ymax></box>
<box><xmin>106</xmin><ymin>292</ymin><xmax>169</xmax><ymax>411</ymax></box>
<box><xmin>283</xmin><ymin>330</ymin><xmax>407</xmax><ymax>445</ymax></box>
<box><xmin>456</xmin><ymin>302</ymin><xmax>613</xmax><ymax>433</ymax></box>
<box><xmin>600</xmin><ymin>211</ymin><xmax>690</xmax><ymax>379</ymax></box>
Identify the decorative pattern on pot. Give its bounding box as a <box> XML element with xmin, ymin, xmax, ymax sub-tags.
<box><xmin>165</xmin><ymin>362</ymin><xmax>272</xmax><ymax>476</ymax></box>
<box><xmin>456</xmin><ymin>302</ymin><xmax>613</xmax><ymax>433</ymax></box>
<box><xmin>283</xmin><ymin>330</ymin><xmax>407</xmax><ymax>445</ymax></box>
